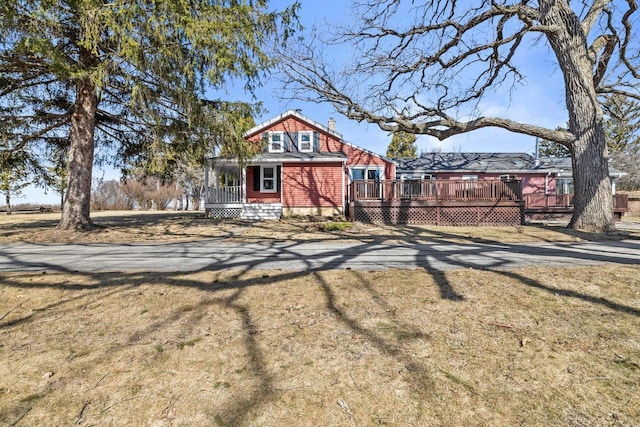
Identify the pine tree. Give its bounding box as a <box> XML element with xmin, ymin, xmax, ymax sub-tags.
<box><xmin>386</xmin><ymin>131</ymin><xmax>418</xmax><ymax>158</ymax></box>
<box><xmin>1</xmin><ymin>0</ymin><xmax>300</xmax><ymax>229</ymax></box>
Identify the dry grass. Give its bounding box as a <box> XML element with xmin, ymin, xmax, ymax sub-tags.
<box><xmin>1</xmin><ymin>210</ymin><xmax>639</xmax><ymax>244</ymax></box>
<box><xmin>1</xmin><ymin>266</ymin><xmax>639</xmax><ymax>426</ymax></box>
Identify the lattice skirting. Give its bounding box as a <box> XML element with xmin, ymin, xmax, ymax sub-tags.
<box><xmin>207</xmin><ymin>207</ymin><xmax>242</xmax><ymax>219</ymax></box>
<box><xmin>354</xmin><ymin>205</ymin><xmax>523</xmax><ymax>226</ymax></box>
<box><xmin>525</xmin><ymin>212</ymin><xmax>572</xmax><ymax>222</ymax></box>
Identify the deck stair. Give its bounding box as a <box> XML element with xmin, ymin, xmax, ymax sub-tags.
<box><xmin>240</xmin><ymin>203</ymin><xmax>282</xmax><ymax>220</ymax></box>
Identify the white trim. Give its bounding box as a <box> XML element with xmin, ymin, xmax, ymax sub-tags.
<box><xmin>253</xmin><ymin>154</ymin><xmax>346</xmax><ymax>163</ymax></box>
<box><xmin>241</xmin><ymin>168</ymin><xmax>247</xmax><ymax>202</ymax></box>
<box><xmin>401</xmin><ymin>174</ymin><xmax>434</xmax><ymax>180</ymax></box>
<box><xmin>261</xmin><ymin>165</ymin><xmax>277</xmax><ymax>193</ymax></box>
<box><xmin>268</xmin><ymin>131</ymin><xmax>285</xmax><ymax>153</ymax></box>
<box><xmin>348</xmin><ymin>165</ymin><xmax>384</xmax><ymax>183</ymax></box>
<box><xmin>243</xmin><ymin>109</ymin><xmax>395</xmax><ymax>163</ymax></box>
<box><xmin>298</xmin><ymin>130</ymin><xmax>313</xmax><ymax>152</ymax></box>
<box><xmin>244</xmin><ymin>109</ymin><xmax>344</xmax><ymax>140</ymax></box>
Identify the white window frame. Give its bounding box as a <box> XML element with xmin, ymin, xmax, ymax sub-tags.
<box><xmin>298</xmin><ymin>131</ymin><xmax>313</xmax><ymax>152</ymax></box>
<box><xmin>401</xmin><ymin>174</ymin><xmax>434</xmax><ymax>181</ymax></box>
<box><xmin>556</xmin><ymin>177</ymin><xmax>574</xmax><ymax>196</ymax></box>
<box><xmin>349</xmin><ymin>166</ymin><xmax>384</xmax><ymax>183</ymax></box>
<box><xmin>261</xmin><ymin>165</ymin><xmax>277</xmax><ymax>193</ymax></box>
<box><xmin>268</xmin><ymin>131</ymin><xmax>284</xmax><ymax>153</ymax></box>
<box><xmin>462</xmin><ymin>174</ymin><xmax>478</xmax><ymax>189</ymax></box>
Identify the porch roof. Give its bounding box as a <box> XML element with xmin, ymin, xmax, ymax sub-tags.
<box><xmin>210</xmin><ymin>151</ymin><xmax>347</xmax><ymax>166</ymax></box>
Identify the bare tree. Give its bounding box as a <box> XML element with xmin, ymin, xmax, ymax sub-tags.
<box><xmin>281</xmin><ymin>0</ymin><xmax>639</xmax><ymax>233</ymax></box>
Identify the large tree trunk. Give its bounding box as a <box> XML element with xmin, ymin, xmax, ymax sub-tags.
<box><xmin>58</xmin><ymin>73</ymin><xmax>98</xmax><ymax>230</ymax></box>
<box><xmin>540</xmin><ymin>0</ymin><xmax>615</xmax><ymax>233</ymax></box>
<box><xmin>569</xmin><ymin>125</ymin><xmax>615</xmax><ymax>232</ymax></box>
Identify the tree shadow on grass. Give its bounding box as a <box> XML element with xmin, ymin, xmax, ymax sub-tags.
<box><xmin>1</xmin><ymin>232</ymin><xmax>640</xmax><ymax>425</ymax></box>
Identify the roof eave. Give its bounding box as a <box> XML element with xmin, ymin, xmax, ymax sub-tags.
<box><xmin>243</xmin><ymin>109</ymin><xmax>344</xmax><ymax>140</ymax></box>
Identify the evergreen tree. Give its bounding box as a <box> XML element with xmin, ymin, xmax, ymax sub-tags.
<box><xmin>1</xmin><ymin>0</ymin><xmax>300</xmax><ymax>230</ymax></box>
<box><xmin>603</xmin><ymin>95</ymin><xmax>640</xmax><ymax>190</ymax></box>
<box><xmin>386</xmin><ymin>131</ymin><xmax>418</xmax><ymax>158</ymax></box>
<box><xmin>537</xmin><ymin>128</ymin><xmax>571</xmax><ymax>157</ymax></box>
<box><xmin>0</xmin><ymin>150</ymin><xmax>31</xmax><ymax>214</ymax></box>
<box><xmin>535</xmin><ymin>96</ymin><xmax>640</xmax><ymax>191</ymax></box>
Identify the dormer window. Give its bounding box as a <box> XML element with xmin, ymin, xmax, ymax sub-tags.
<box><xmin>298</xmin><ymin>131</ymin><xmax>313</xmax><ymax>152</ymax></box>
<box><xmin>268</xmin><ymin>131</ymin><xmax>284</xmax><ymax>153</ymax></box>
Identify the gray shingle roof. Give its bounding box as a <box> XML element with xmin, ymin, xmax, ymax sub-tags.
<box><xmin>211</xmin><ymin>151</ymin><xmax>347</xmax><ymax>166</ymax></box>
<box><xmin>253</xmin><ymin>152</ymin><xmax>347</xmax><ymax>162</ymax></box>
<box><xmin>394</xmin><ymin>152</ymin><xmax>625</xmax><ymax>177</ymax></box>
<box><xmin>394</xmin><ymin>152</ymin><xmax>540</xmax><ymax>173</ymax></box>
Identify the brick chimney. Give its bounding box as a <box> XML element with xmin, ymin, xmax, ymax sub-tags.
<box><xmin>328</xmin><ymin>117</ymin><xmax>336</xmax><ymax>131</ymax></box>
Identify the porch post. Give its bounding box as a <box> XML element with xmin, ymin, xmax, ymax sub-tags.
<box><xmin>242</xmin><ymin>167</ymin><xmax>247</xmax><ymax>203</ymax></box>
<box><xmin>204</xmin><ymin>159</ymin><xmax>210</xmax><ymax>195</ymax></box>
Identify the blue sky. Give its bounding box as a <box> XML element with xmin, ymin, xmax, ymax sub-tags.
<box><xmin>247</xmin><ymin>0</ymin><xmax>567</xmax><ymax>155</ymax></box>
<box><xmin>20</xmin><ymin>0</ymin><xmax>568</xmax><ymax>205</ymax></box>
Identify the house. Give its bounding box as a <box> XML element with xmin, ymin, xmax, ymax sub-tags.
<box><xmin>393</xmin><ymin>151</ymin><xmax>625</xmax><ymax>196</ymax></box>
<box><xmin>392</xmin><ymin>152</ymin><xmax>628</xmax><ymax>221</ymax></box>
<box><xmin>204</xmin><ymin>110</ymin><xmax>395</xmax><ymax>219</ymax></box>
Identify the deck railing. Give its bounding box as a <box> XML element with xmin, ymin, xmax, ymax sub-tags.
<box><xmin>614</xmin><ymin>194</ymin><xmax>630</xmax><ymax>210</ymax></box>
<box><xmin>524</xmin><ymin>193</ymin><xmax>629</xmax><ymax>210</ymax></box>
<box><xmin>524</xmin><ymin>194</ymin><xmax>574</xmax><ymax>208</ymax></box>
<box><xmin>350</xmin><ymin>179</ymin><xmax>522</xmax><ymax>202</ymax></box>
<box><xmin>206</xmin><ymin>186</ymin><xmax>244</xmax><ymax>204</ymax></box>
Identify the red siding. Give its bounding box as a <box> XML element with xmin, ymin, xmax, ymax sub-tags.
<box><xmin>245</xmin><ymin>113</ymin><xmax>396</xmax><ymax>208</ymax></box>
<box><xmin>428</xmin><ymin>172</ymin><xmax>554</xmax><ymax>195</ymax></box>
<box><xmin>246</xmin><ymin>115</ymin><xmax>396</xmax><ymax>181</ymax></box>
<box><xmin>282</xmin><ymin>162</ymin><xmax>343</xmax><ymax>208</ymax></box>
<box><xmin>246</xmin><ymin>165</ymin><xmax>281</xmax><ymax>203</ymax></box>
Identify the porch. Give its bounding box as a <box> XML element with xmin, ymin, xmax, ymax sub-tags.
<box><xmin>203</xmin><ymin>161</ymin><xmax>283</xmax><ymax>220</ymax></box>
<box><xmin>349</xmin><ymin>179</ymin><xmax>524</xmax><ymax>226</ymax></box>
<box><xmin>524</xmin><ymin>193</ymin><xmax>629</xmax><ymax>222</ymax></box>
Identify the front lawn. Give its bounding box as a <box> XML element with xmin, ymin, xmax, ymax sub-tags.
<box><xmin>1</xmin><ymin>266</ymin><xmax>638</xmax><ymax>426</ymax></box>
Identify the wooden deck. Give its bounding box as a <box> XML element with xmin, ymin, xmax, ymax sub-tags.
<box><xmin>349</xmin><ymin>180</ymin><xmax>629</xmax><ymax>225</ymax></box>
<box><xmin>524</xmin><ymin>193</ymin><xmax>629</xmax><ymax>221</ymax></box>
<box><xmin>350</xmin><ymin>179</ymin><xmax>522</xmax><ymax>203</ymax></box>
<box><xmin>349</xmin><ymin>179</ymin><xmax>524</xmax><ymax>226</ymax></box>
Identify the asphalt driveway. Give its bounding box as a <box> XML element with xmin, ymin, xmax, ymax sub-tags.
<box><xmin>1</xmin><ymin>239</ymin><xmax>639</xmax><ymax>273</ymax></box>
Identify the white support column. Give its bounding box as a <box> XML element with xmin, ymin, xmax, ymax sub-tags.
<box><xmin>204</xmin><ymin>159</ymin><xmax>210</xmax><ymax>196</ymax></box>
<box><xmin>241</xmin><ymin>167</ymin><xmax>247</xmax><ymax>203</ymax></box>
<box><xmin>279</xmin><ymin>163</ymin><xmax>283</xmax><ymax>204</ymax></box>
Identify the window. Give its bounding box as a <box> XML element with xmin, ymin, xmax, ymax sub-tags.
<box><xmin>351</xmin><ymin>169</ymin><xmax>365</xmax><ymax>181</ymax></box>
<box><xmin>298</xmin><ymin>131</ymin><xmax>313</xmax><ymax>152</ymax></box>
<box><xmin>261</xmin><ymin>166</ymin><xmax>277</xmax><ymax>192</ymax></box>
<box><xmin>401</xmin><ymin>174</ymin><xmax>434</xmax><ymax>181</ymax></box>
<box><xmin>462</xmin><ymin>175</ymin><xmax>478</xmax><ymax>189</ymax></box>
<box><xmin>556</xmin><ymin>178</ymin><xmax>573</xmax><ymax>195</ymax></box>
<box><xmin>268</xmin><ymin>132</ymin><xmax>284</xmax><ymax>153</ymax></box>
<box><xmin>349</xmin><ymin>167</ymin><xmax>382</xmax><ymax>182</ymax></box>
